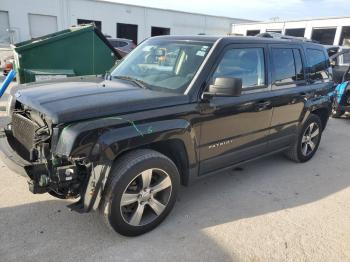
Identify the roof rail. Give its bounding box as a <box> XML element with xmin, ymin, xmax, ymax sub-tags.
<box><xmin>256</xmin><ymin>32</ymin><xmax>317</xmax><ymax>43</ymax></box>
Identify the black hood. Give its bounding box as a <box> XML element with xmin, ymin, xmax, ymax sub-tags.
<box><xmin>14</xmin><ymin>79</ymin><xmax>188</xmax><ymax>124</ymax></box>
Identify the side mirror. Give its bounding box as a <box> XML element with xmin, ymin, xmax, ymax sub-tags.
<box><xmin>203</xmin><ymin>77</ymin><xmax>242</xmax><ymax>99</ymax></box>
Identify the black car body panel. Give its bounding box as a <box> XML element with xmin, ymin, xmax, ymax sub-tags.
<box><xmin>15</xmin><ymin>80</ymin><xmax>187</xmax><ymax>124</ymax></box>
<box><xmin>0</xmin><ymin>35</ymin><xmax>334</xmax><ymax>212</ymax></box>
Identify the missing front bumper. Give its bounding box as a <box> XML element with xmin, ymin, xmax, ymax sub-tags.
<box><xmin>0</xmin><ymin>129</ymin><xmax>49</xmax><ymax>193</ymax></box>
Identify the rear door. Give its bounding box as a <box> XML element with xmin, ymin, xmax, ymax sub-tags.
<box><xmin>267</xmin><ymin>44</ymin><xmax>311</xmax><ymax>150</ymax></box>
<box><xmin>198</xmin><ymin>44</ymin><xmax>273</xmax><ymax>175</ymax></box>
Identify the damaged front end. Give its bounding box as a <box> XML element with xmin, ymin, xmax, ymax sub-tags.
<box><xmin>1</xmin><ymin>102</ymin><xmax>91</xmax><ymax>202</ymax></box>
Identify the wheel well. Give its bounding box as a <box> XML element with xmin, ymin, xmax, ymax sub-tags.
<box><xmin>146</xmin><ymin>139</ymin><xmax>189</xmax><ymax>186</ymax></box>
<box><xmin>312</xmin><ymin>108</ymin><xmax>329</xmax><ymax>130</ymax></box>
<box><xmin>114</xmin><ymin>139</ymin><xmax>190</xmax><ymax>186</ymax></box>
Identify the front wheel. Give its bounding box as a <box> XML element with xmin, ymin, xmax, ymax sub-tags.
<box><xmin>100</xmin><ymin>149</ymin><xmax>180</xmax><ymax>236</ymax></box>
<box><xmin>285</xmin><ymin>114</ymin><xmax>322</xmax><ymax>163</ymax></box>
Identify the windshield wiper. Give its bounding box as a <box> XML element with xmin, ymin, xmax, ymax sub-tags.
<box><xmin>113</xmin><ymin>76</ymin><xmax>148</xmax><ymax>89</ymax></box>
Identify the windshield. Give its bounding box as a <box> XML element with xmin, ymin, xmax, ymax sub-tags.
<box><xmin>111</xmin><ymin>39</ymin><xmax>213</xmax><ymax>93</ymax></box>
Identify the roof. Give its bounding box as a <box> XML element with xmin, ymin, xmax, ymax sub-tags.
<box><xmin>150</xmin><ymin>35</ymin><xmax>325</xmax><ymax>47</ymax></box>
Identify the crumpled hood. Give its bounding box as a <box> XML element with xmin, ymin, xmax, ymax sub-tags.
<box><xmin>15</xmin><ymin>79</ymin><xmax>188</xmax><ymax>124</ymax></box>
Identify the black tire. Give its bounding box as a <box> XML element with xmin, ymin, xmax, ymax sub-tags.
<box><xmin>285</xmin><ymin>114</ymin><xmax>323</xmax><ymax>163</ymax></box>
<box><xmin>100</xmin><ymin>149</ymin><xmax>180</xmax><ymax>236</ymax></box>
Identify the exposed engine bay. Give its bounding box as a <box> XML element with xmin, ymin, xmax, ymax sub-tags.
<box><xmin>7</xmin><ymin>102</ymin><xmax>89</xmax><ymax>199</ymax></box>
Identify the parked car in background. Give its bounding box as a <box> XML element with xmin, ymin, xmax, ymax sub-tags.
<box><xmin>107</xmin><ymin>38</ymin><xmax>136</xmax><ymax>57</ymax></box>
<box><xmin>0</xmin><ymin>35</ymin><xmax>333</xmax><ymax>236</ymax></box>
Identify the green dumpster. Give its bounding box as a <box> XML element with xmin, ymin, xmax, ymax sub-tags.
<box><xmin>12</xmin><ymin>24</ymin><xmax>121</xmax><ymax>84</ymax></box>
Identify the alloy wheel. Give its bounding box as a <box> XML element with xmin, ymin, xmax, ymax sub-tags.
<box><xmin>301</xmin><ymin>122</ymin><xmax>320</xmax><ymax>156</ymax></box>
<box><xmin>120</xmin><ymin>168</ymin><xmax>172</xmax><ymax>226</ymax></box>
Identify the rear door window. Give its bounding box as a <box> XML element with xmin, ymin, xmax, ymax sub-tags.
<box><xmin>272</xmin><ymin>48</ymin><xmax>296</xmax><ymax>84</ymax></box>
<box><xmin>271</xmin><ymin>47</ymin><xmax>305</xmax><ymax>86</ymax></box>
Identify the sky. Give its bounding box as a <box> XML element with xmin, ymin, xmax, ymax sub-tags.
<box><xmin>103</xmin><ymin>0</ymin><xmax>350</xmax><ymax>21</ymax></box>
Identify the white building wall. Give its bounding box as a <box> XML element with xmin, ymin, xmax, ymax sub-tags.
<box><xmin>0</xmin><ymin>0</ymin><xmax>64</xmax><ymax>43</ymax></box>
<box><xmin>0</xmin><ymin>0</ymin><xmax>250</xmax><ymax>44</ymax></box>
<box><xmin>231</xmin><ymin>17</ymin><xmax>350</xmax><ymax>45</ymax></box>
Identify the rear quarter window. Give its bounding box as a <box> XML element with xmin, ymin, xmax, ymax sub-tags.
<box><xmin>306</xmin><ymin>48</ymin><xmax>330</xmax><ymax>82</ymax></box>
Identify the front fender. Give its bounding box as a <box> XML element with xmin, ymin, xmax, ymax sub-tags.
<box><xmin>97</xmin><ymin>119</ymin><xmax>197</xmax><ymax>163</ymax></box>
<box><xmin>54</xmin><ymin>117</ymin><xmax>198</xmax><ymax>168</ymax></box>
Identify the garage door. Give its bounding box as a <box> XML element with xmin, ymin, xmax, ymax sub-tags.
<box><xmin>0</xmin><ymin>11</ymin><xmax>10</xmax><ymax>43</ymax></box>
<box><xmin>28</xmin><ymin>14</ymin><xmax>58</xmax><ymax>38</ymax></box>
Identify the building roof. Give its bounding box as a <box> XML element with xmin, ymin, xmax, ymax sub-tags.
<box><xmin>232</xmin><ymin>16</ymin><xmax>350</xmax><ymax>26</ymax></box>
<box><xmin>92</xmin><ymin>0</ymin><xmax>255</xmax><ymax>22</ymax></box>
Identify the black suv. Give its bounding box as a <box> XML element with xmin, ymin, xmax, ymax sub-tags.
<box><xmin>0</xmin><ymin>36</ymin><xmax>333</xmax><ymax>236</ymax></box>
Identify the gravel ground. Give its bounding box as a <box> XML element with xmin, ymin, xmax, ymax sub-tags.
<box><xmin>0</xmin><ymin>116</ymin><xmax>350</xmax><ymax>262</ymax></box>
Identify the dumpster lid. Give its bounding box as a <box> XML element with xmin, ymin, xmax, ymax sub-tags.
<box><xmin>12</xmin><ymin>24</ymin><xmax>122</xmax><ymax>59</ymax></box>
<box><xmin>23</xmin><ymin>69</ymin><xmax>75</xmax><ymax>75</ymax></box>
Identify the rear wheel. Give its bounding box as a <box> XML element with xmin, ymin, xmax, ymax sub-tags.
<box><xmin>285</xmin><ymin>114</ymin><xmax>322</xmax><ymax>163</ymax></box>
<box><xmin>100</xmin><ymin>149</ymin><xmax>180</xmax><ymax>236</ymax></box>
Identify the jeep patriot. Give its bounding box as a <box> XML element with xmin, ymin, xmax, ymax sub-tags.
<box><xmin>0</xmin><ymin>36</ymin><xmax>333</xmax><ymax>236</ymax></box>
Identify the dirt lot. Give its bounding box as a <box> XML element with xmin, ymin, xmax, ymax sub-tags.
<box><xmin>0</xmin><ymin>113</ymin><xmax>350</xmax><ymax>262</ymax></box>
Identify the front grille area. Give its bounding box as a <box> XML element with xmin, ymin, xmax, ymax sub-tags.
<box><xmin>12</xmin><ymin>113</ymin><xmax>39</xmax><ymax>151</ymax></box>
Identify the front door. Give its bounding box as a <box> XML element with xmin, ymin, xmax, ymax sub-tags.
<box><xmin>198</xmin><ymin>44</ymin><xmax>273</xmax><ymax>175</ymax></box>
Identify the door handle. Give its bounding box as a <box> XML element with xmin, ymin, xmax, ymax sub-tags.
<box><xmin>256</xmin><ymin>100</ymin><xmax>271</xmax><ymax>111</ymax></box>
<box><xmin>300</xmin><ymin>92</ymin><xmax>310</xmax><ymax>99</ymax></box>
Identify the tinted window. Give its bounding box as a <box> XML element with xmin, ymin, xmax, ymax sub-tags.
<box><xmin>213</xmin><ymin>48</ymin><xmax>265</xmax><ymax>88</ymax></box>
<box><xmin>272</xmin><ymin>48</ymin><xmax>296</xmax><ymax>84</ymax></box>
<box><xmin>306</xmin><ymin>49</ymin><xmax>329</xmax><ymax>81</ymax></box>
<box><xmin>293</xmin><ymin>49</ymin><xmax>305</xmax><ymax>80</ymax></box>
